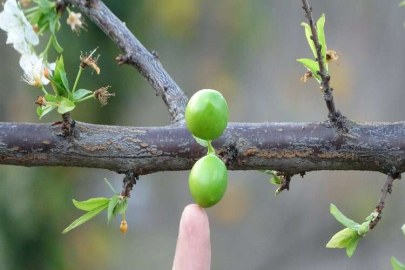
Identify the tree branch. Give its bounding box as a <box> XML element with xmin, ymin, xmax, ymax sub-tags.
<box><xmin>1</xmin><ymin>121</ymin><xmax>405</xmax><ymax>175</ymax></box>
<box><xmin>369</xmin><ymin>171</ymin><xmax>401</xmax><ymax>230</ymax></box>
<box><xmin>301</xmin><ymin>0</ymin><xmax>345</xmax><ymax>130</ymax></box>
<box><xmin>64</xmin><ymin>0</ymin><xmax>189</xmax><ymax>123</ymax></box>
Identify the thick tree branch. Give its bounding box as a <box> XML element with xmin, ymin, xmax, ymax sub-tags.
<box><xmin>301</xmin><ymin>0</ymin><xmax>345</xmax><ymax>130</ymax></box>
<box><xmin>1</xmin><ymin>121</ymin><xmax>405</xmax><ymax>175</ymax></box>
<box><xmin>64</xmin><ymin>0</ymin><xmax>189</xmax><ymax>123</ymax></box>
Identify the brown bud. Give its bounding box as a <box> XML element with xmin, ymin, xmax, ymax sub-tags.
<box><xmin>120</xmin><ymin>221</ymin><xmax>128</xmax><ymax>234</ymax></box>
<box><xmin>44</xmin><ymin>68</ymin><xmax>50</xmax><ymax>79</ymax></box>
<box><xmin>35</xmin><ymin>96</ymin><xmax>47</xmax><ymax>107</ymax></box>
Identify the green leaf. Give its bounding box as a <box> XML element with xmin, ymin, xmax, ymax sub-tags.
<box><xmin>357</xmin><ymin>221</ymin><xmax>370</xmax><ymax>236</ymax></box>
<box><xmin>62</xmin><ymin>204</ymin><xmax>108</xmax><ymax>234</ymax></box>
<box><xmin>37</xmin><ymin>105</ymin><xmax>56</xmax><ymax>119</ymax></box>
<box><xmin>316</xmin><ymin>14</ymin><xmax>327</xmax><ymax>70</ymax></box>
<box><xmin>392</xmin><ymin>257</ymin><xmax>405</xmax><ymax>270</ymax></box>
<box><xmin>326</xmin><ymin>228</ymin><xmax>358</xmax><ymax>249</ymax></box>
<box><xmin>48</xmin><ymin>74</ymin><xmax>67</xmax><ymax>97</ymax></box>
<box><xmin>52</xmin><ymin>35</ymin><xmax>64</xmax><ymax>53</ymax></box>
<box><xmin>330</xmin><ymin>204</ymin><xmax>360</xmax><ymax>231</ymax></box>
<box><xmin>57</xmin><ymin>99</ymin><xmax>75</xmax><ymax>114</ymax></box>
<box><xmin>73</xmin><ymin>89</ymin><xmax>93</xmax><ymax>100</ymax></box>
<box><xmin>107</xmin><ymin>195</ymin><xmax>120</xmax><ymax>224</ymax></box>
<box><xmin>193</xmin><ymin>135</ymin><xmax>208</xmax><ymax>147</ymax></box>
<box><xmin>296</xmin><ymin>58</ymin><xmax>321</xmax><ymax>82</ymax></box>
<box><xmin>118</xmin><ymin>199</ymin><xmax>128</xmax><ymax>214</ymax></box>
<box><xmin>54</xmin><ymin>56</ymin><xmax>66</xmax><ymax>88</ymax></box>
<box><xmin>400</xmin><ymin>1</ymin><xmax>405</xmax><ymax>7</ymax></box>
<box><xmin>104</xmin><ymin>178</ymin><xmax>118</xmax><ymax>194</ymax></box>
<box><xmin>345</xmin><ymin>234</ymin><xmax>360</xmax><ymax>258</ymax></box>
<box><xmin>72</xmin><ymin>198</ymin><xmax>110</xmax><ymax>212</ymax></box>
<box><xmin>270</xmin><ymin>177</ymin><xmax>281</xmax><ymax>185</ymax></box>
<box><xmin>301</xmin><ymin>22</ymin><xmax>317</xmax><ymax>59</ymax></box>
<box><xmin>402</xmin><ymin>224</ymin><xmax>405</xmax><ymax>236</ymax></box>
<box><xmin>59</xmin><ymin>71</ymin><xmax>70</xmax><ymax>92</ymax></box>
<box><xmin>45</xmin><ymin>94</ymin><xmax>57</xmax><ymax>103</ymax></box>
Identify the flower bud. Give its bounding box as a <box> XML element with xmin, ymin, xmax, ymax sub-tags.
<box><xmin>120</xmin><ymin>221</ymin><xmax>128</xmax><ymax>234</ymax></box>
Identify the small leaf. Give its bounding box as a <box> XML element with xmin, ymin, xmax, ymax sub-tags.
<box><xmin>402</xmin><ymin>224</ymin><xmax>405</xmax><ymax>236</ymax></box>
<box><xmin>301</xmin><ymin>22</ymin><xmax>317</xmax><ymax>58</ymax></box>
<box><xmin>345</xmin><ymin>234</ymin><xmax>360</xmax><ymax>258</ymax></box>
<box><xmin>72</xmin><ymin>198</ymin><xmax>110</xmax><ymax>212</ymax></box>
<box><xmin>47</xmin><ymin>75</ymin><xmax>67</xmax><ymax>97</ymax></box>
<box><xmin>118</xmin><ymin>199</ymin><xmax>128</xmax><ymax>214</ymax></box>
<box><xmin>330</xmin><ymin>204</ymin><xmax>360</xmax><ymax>231</ymax></box>
<box><xmin>37</xmin><ymin>105</ymin><xmax>56</xmax><ymax>119</ymax></box>
<box><xmin>104</xmin><ymin>178</ymin><xmax>118</xmax><ymax>194</ymax></box>
<box><xmin>45</xmin><ymin>94</ymin><xmax>57</xmax><ymax>103</ymax></box>
<box><xmin>57</xmin><ymin>99</ymin><xmax>75</xmax><ymax>114</ymax></box>
<box><xmin>316</xmin><ymin>14</ymin><xmax>327</xmax><ymax>70</ymax></box>
<box><xmin>107</xmin><ymin>195</ymin><xmax>120</xmax><ymax>224</ymax></box>
<box><xmin>270</xmin><ymin>177</ymin><xmax>281</xmax><ymax>185</ymax></box>
<box><xmin>357</xmin><ymin>221</ymin><xmax>370</xmax><ymax>236</ymax></box>
<box><xmin>54</xmin><ymin>56</ymin><xmax>66</xmax><ymax>88</ymax></box>
<box><xmin>62</xmin><ymin>204</ymin><xmax>107</xmax><ymax>234</ymax></box>
<box><xmin>52</xmin><ymin>35</ymin><xmax>64</xmax><ymax>53</ymax></box>
<box><xmin>326</xmin><ymin>228</ymin><xmax>358</xmax><ymax>249</ymax></box>
<box><xmin>60</xmin><ymin>71</ymin><xmax>70</xmax><ymax>92</ymax></box>
<box><xmin>392</xmin><ymin>257</ymin><xmax>405</xmax><ymax>270</ymax></box>
<box><xmin>193</xmin><ymin>135</ymin><xmax>208</xmax><ymax>147</ymax></box>
<box><xmin>73</xmin><ymin>89</ymin><xmax>93</xmax><ymax>100</ymax></box>
<box><xmin>296</xmin><ymin>58</ymin><xmax>321</xmax><ymax>82</ymax></box>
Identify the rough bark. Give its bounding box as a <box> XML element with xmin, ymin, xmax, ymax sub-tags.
<box><xmin>1</xmin><ymin>120</ymin><xmax>404</xmax><ymax>175</ymax></box>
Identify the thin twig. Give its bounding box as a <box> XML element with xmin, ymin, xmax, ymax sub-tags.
<box><xmin>64</xmin><ymin>0</ymin><xmax>189</xmax><ymax>123</ymax></box>
<box><xmin>301</xmin><ymin>0</ymin><xmax>345</xmax><ymax>130</ymax></box>
<box><xmin>369</xmin><ymin>170</ymin><xmax>401</xmax><ymax>230</ymax></box>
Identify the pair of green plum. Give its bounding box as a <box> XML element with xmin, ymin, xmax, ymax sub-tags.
<box><xmin>185</xmin><ymin>89</ymin><xmax>229</xmax><ymax>208</ymax></box>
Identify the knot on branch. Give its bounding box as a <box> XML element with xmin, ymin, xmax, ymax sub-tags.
<box><xmin>55</xmin><ymin>0</ymin><xmax>69</xmax><ymax>14</ymax></box>
<box><xmin>61</xmin><ymin>112</ymin><xmax>75</xmax><ymax>137</ymax></box>
<box><xmin>121</xmin><ymin>171</ymin><xmax>139</xmax><ymax>198</ymax></box>
<box><xmin>116</xmin><ymin>54</ymin><xmax>132</xmax><ymax>66</ymax></box>
<box><xmin>85</xmin><ymin>0</ymin><xmax>98</xmax><ymax>8</ymax></box>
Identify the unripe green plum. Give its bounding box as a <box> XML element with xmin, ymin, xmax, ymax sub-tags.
<box><xmin>185</xmin><ymin>89</ymin><xmax>228</xmax><ymax>141</ymax></box>
<box><xmin>189</xmin><ymin>155</ymin><xmax>228</xmax><ymax>208</ymax></box>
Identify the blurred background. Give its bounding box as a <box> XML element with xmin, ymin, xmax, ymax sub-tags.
<box><xmin>1</xmin><ymin>0</ymin><xmax>405</xmax><ymax>269</ymax></box>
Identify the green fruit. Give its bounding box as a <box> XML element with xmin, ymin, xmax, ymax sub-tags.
<box><xmin>189</xmin><ymin>155</ymin><xmax>228</xmax><ymax>208</ymax></box>
<box><xmin>185</xmin><ymin>89</ymin><xmax>228</xmax><ymax>141</ymax></box>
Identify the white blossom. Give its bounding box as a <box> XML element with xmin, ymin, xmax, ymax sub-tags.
<box><xmin>0</xmin><ymin>0</ymin><xmax>39</xmax><ymax>54</ymax></box>
<box><xmin>20</xmin><ymin>54</ymin><xmax>55</xmax><ymax>87</ymax></box>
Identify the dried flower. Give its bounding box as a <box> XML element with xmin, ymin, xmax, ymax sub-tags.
<box><xmin>94</xmin><ymin>86</ymin><xmax>114</xmax><ymax>106</ymax></box>
<box><xmin>326</xmin><ymin>50</ymin><xmax>339</xmax><ymax>62</ymax></box>
<box><xmin>66</xmin><ymin>11</ymin><xmax>85</xmax><ymax>34</ymax></box>
<box><xmin>300</xmin><ymin>71</ymin><xmax>313</xmax><ymax>83</ymax></box>
<box><xmin>35</xmin><ymin>95</ymin><xmax>46</xmax><ymax>106</ymax></box>
<box><xmin>80</xmin><ymin>48</ymin><xmax>100</xmax><ymax>74</ymax></box>
<box><xmin>0</xmin><ymin>0</ymin><xmax>39</xmax><ymax>54</ymax></box>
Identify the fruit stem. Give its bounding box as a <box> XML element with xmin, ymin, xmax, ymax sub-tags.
<box><xmin>207</xmin><ymin>141</ymin><xmax>215</xmax><ymax>155</ymax></box>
